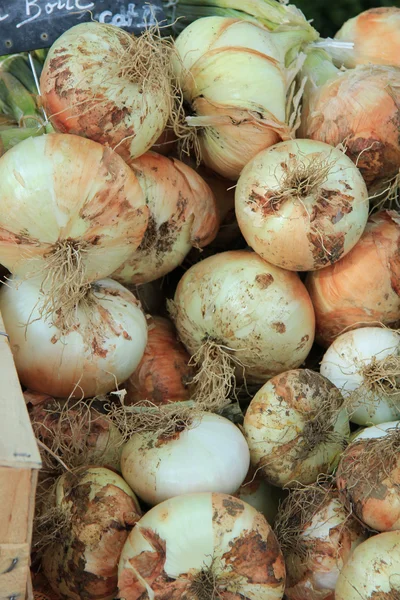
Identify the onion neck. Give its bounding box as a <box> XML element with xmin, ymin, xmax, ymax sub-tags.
<box><xmin>302</xmin><ymin>49</ymin><xmax>339</xmax><ymax>88</ymax></box>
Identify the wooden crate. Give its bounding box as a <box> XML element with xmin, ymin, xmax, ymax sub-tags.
<box><xmin>0</xmin><ymin>313</ymin><xmax>41</xmax><ymax>600</ymax></box>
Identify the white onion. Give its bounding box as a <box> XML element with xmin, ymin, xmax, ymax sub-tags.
<box><xmin>243</xmin><ymin>369</ymin><xmax>350</xmax><ymax>487</ymax></box>
<box><xmin>118</xmin><ymin>492</ymin><xmax>286</xmax><ymax>600</ymax></box>
<box><xmin>121</xmin><ymin>412</ymin><xmax>250</xmax><ymax>505</ymax></box>
<box><xmin>353</xmin><ymin>420</ymin><xmax>400</xmax><ymax>441</ymax></box>
<box><xmin>335</xmin><ymin>531</ymin><xmax>400</xmax><ymax>599</ymax></box>
<box><xmin>234</xmin><ymin>469</ymin><xmax>283</xmax><ymax>525</ymax></box>
<box><xmin>321</xmin><ymin>327</ymin><xmax>400</xmax><ymax>425</ymax></box>
<box><xmin>0</xmin><ymin>277</ymin><xmax>147</xmax><ymax>399</ymax></box>
<box><xmin>235</xmin><ymin>139</ymin><xmax>368</xmax><ymax>271</ymax></box>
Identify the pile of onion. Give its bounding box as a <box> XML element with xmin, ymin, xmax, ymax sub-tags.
<box><xmin>0</xmin><ymin>277</ymin><xmax>148</xmax><ymax>399</ymax></box>
<box><xmin>118</xmin><ymin>492</ymin><xmax>285</xmax><ymax>599</ymax></box>
<box><xmin>173</xmin><ymin>16</ymin><xmax>318</xmax><ymax>180</ymax></box>
<box><xmin>170</xmin><ymin>250</ymin><xmax>315</xmax><ymax>405</ymax></box>
<box><xmin>300</xmin><ymin>48</ymin><xmax>400</xmax><ymax>191</ymax></box>
<box><xmin>274</xmin><ymin>481</ymin><xmax>367</xmax><ymax>600</ymax></box>
<box><xmin>306</xmin><ymin>210</ymin><xmax>400</xmax><ymax>347</ymax></box>
<box><xmin>235</xmin><ymin>139</ymin><xmax>368</xmax><ymax>271</ymax></box>
<box><xmin>336</xmin><ymin>421</ymin><xmax>400</xmax><ymax>531</ymax></box>
<box><xmin>112</xmin><ymin>152</ymin><xmax>219</xmax><ymax>285</ymax></box>
<box><xmin>243</xmin><ymin>369</ymin><xmax>350</xmax><ymax>487</ymax></box>
<box><xmin>321</xmin><ymin>327</ymin><xmax>400</xmax><ymax>425</ymax></box>
<box><xmin>124</xmin><ymin>315</ymin><xmax>193</xmax><ymax>406</ymax></box>
<box><xmin>42</xmin><ymin>466</ymin><xmax>141</xmax><ymax>600</ymax></box>
<box><xmin>41</xmin><ymin>22</ymin><xmax>174</xmax><ymax>159</ymax></box>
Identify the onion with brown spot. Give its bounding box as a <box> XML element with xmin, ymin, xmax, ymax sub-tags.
<box><xmin>0</xmin><ymin>277</ymin><xmax>148</xmax><ymax>399</ymax></box>
<box><xmin>112</xmin><ymin>152</ymin><xmax>219</xmax><ymax>285</ymax></box>
<box><xmin>42</xmin><ymin>466</ymin><xmax>141</xmax><ymax>600</ymax></box>
<box><xmin>118</xmin><ymin>492</ymin><xmax>285</xmax><ymax>600</ymax></box>
<box><xmin>235</xmin><ymin>139</ymin><xmax>368</xmax><ymax>271</ymax></box>
<box><xmin>243</xmin><ymin>369</ymin><xmax>350</xmax><ymax>487</ymax></box>
<box><xmin>306</xmin><ymin>210</ymin><xmax>400</xmax><ymax>347</ymax></box>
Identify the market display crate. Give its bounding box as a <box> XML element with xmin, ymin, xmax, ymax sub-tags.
<box><xmin>0</xmin><ymin>313</ymin><xmax>41</xmax><ymax>600</ymax></box>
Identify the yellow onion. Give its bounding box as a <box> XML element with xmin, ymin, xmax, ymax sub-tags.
<box><xmin>243</xmin><ymin>369</ymin><xmax>349</xmax><ymax>487</ymax></box>
<box><xmin>118</xmin><ymin>492</ymin><xmax>285</xmax><ymax>599</ymax></box>
<box><xmin>335</xmin><ymin>7</ymin><xmax>400</xmax><ymax>68</ymax></box>
<box><xmin>335</xmin><ymin>531</ymin><xmax>400</xmax><ymax>599</ymax></box>
<box><xmin>42</xmin><ymin>466</ymin><xmax>141</xmax><ymax>600</ymax></box>
<box><xmin>235</xmin><ymin>139</ymin><xmax>368</xmax><ymax>271</ymax></box>
<box><xmin>28</xmin><ymin>395</ymin><xmax>123</xmax><ymax>472</ymax></box>
<box><xmin>306</xmin><ymin>210</ymin><xmax>400</xmax><ymax>347</ymax></box>
<box><xmin>300</xmin><ymin>49</ymin><xmax>400</xmax><ymax>190</ymax></box>
<box><xmin>41</xmin><ymin>22</ymin><xmax>172</xmax><ymax>159</ymax></box>
<box><xmin>112</xmin><ymin>152</ymin><xmax>219</xmax><ymax>285</ymax></box>
<box><xmin>336</xmin><ymin>421</ymin><xmax>400</xmax><ymax>531</ymax></box>
<box><xmin>0</xmin><ymin>277</ymin><xmax>148</xmax><ymax>399</ymax></box>
<box><xmin>274</xmin><ymin>483</ymin><xmax>367</xmax><ymax>600</ymax></box>
<box><xmin>125</xmin><ymin>316</ymin><xmax>193</xmax><ymax>406</ymax></box>
<box><xmin>173</xmin><ymin>16</ymin><xmax>318</xmax><ymax>180</ymax></box>
<box><xmin>171</xmin><ymin>250</ymin><xmax>315</xmax><ymax>406</ymax></box>
<box><xmin>0</xmin><ymin>133</ymin><xmax>148</xmax><ymax>328</ymax></box>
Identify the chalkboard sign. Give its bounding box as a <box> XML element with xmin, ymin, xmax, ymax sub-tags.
<box><xmin>0</xmin><ymin>1</ymin><xmax>166</xmax><ymax>56</ymax></box>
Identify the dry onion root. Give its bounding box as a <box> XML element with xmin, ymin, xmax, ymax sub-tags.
<box><xmin>243</xmin><ymin>369</ymin><xmax>350</xmax><ymax>487</ymax></box>
<box><xmin>306</xmin><ymin>210</ymin><xmax>400</xmax><ymax>347</ymax></box>
<box><xmin>0</xmin><ymin>277</ymin><xmax>148</xmax><ymax>399</ymax></box>
<box><xmin>336</xmin><ymin>421</ymin><xmax>400</xmax><ymax>531</ymax></box>
<box><xmin>235</xmin><ymin>139</ymin><xmax>368</xmax><ymax>271</ymax></box>
<box><xmin>118</xmin><ymin>492</ymin><xmax>286</xmax><ymax>600</ymax></box>
<box><xmin>41</xmin><ymin>466</ymin><xmax>141</xmax><ymax>600</ymax></box>
<box><xmin>40</xmin><ymin>22</ymin><xmax>176</xmax><ymax>160</ymax></box>
<box><xmin>169</xmin><ymin>250</ymin><xmax>315</xmax><ymax>407</ymax></box>
<box><xmin>274</xmin><ymin>480</ymin><xmax>367</xmax><ymax>600</ymax></box>
<box><xmin>321</xmin><ymin>327</ymin><xmax>400</xmax><ymax>425</ymax></box>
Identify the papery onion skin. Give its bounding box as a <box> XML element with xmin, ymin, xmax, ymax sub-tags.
<box><xmin>335</xmin><ymin>7</ymin><xmax>400</xmax><ymax>68</ymax></box>
<box><xmin>335</xmin><ymin>531</ymin><xmax>400</xmax><ymax>600</ymax></box>
<box><xmin>118</xmin><ymin>492</ymin><xmax>285</xmax><ymax>600</ymax></box>
<box><xmin>172</xmin><ymin>250</ymin><xmax>315</xmax><ymax>382</ymax></box>
<box><xmin>120</xmin><ymin>412</ymin><xmax>250</xmax><ymax>505</ymax></box>
<box><xmin>336</xmin><ymin>422</ymin><xmax>400</xmax><ymax>531</ymax></box>
<box><xmin>41</xmin><ymin>23</ymin><xmax>169</xmax><ymax>159</ymax></box>
<box><xmin>0</xmin><ymin>133</ymin><xmax>148</xmax><ymax>281</ymax></box>
<box><xmin>125</xmin><ymin>316</ymin><xmax>193</xmax><ymax>406</ymax></box>
<box><xmin>112</xmin><ymin>152</ymin><xmax>219</xmax><ymax>285</ymax></box>
<box><xmin>320</xmin><ymin>327</ymin><xmax>400</xmax><ymax>425</ymax></box>
<box><xmin>243</xmin><ymin>369</ymin><xmax>349</xmax><ymax>487</ymax></box>
<box><xmin>0</xmin><ymin>277</ymin><xmax>148</xmax><ymax>399</ymax></box>
<box><xmin>306</xmin><ymin>211</ymin><xmax>400</xmax><ymax>348</ymax></box>
<box><xmin>235</xmin><ymin>139</ymin><xmax>368</xmax><ymax>271</ymax></box>
<box><xmin>43</xmin><ymin>466</ymin><xmax>141</xmax><ymax>600</ymax></box>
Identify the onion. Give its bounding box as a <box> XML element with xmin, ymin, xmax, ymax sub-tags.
<box><xmin>274</xmin><ymin>483</ymin><xmax>367</xmax><ymax>600</ymax></box>
<box><xmin>306</xmin><ymin>210</ymin><xmax>400</xmax><ymax>347</ymax></box>
<box><xmin>335</xmin><ymin>7</ymin><xmax>400</xmax><ymax>68</ymax></box>
<box><xmin>243</xmin><ymin>369</ymin><xmax>349</xmax><ymax>487</ymax></box>
<box><xmin>29</xmin><ymin>396</ymin><xmax>123</xmax><ymax>472</ymax></box>
<box><xmin>173</xmin><ymin>16</ymin><xmax>317</xmax><ymax>180</ymax></box>
<box><xmin>300</xmin><ymin>49</ymin><xmax>400</xmax><ymax>190</ymax></box>
<box><xmin>112</xmin><ymin>152</ymin><xmax>219</xmax><ymax>285</ymax></box>
<box><xmin>42</xmin><ymin>466</ymin><xmax>141</xmax><ymax>600</ymax></box>
<box><xmin>336</xmin><ymin>421</ymin><xmax>400</xmax><ymax>531</ymax></box>
<box><xmin>124</xmin><ymin>316</ymin><xmax>193</xmax><ymax>406</ymax></box>
<box><xmin>118</xmin><ymin>492</ymin><xmax>286</xmax><ymax>599</ymax></box>
<box><xmin>41</xmin><ymin>22</ymin><xmax>173</xmax><ymax>159</ymax></box>
<box><xmin>321</xmin><ymin>327</ymin><xmax>400</xmax><ymax>425</ymax></box>
<box><xmin>0</xmin><ymin>277</ymin><xmax>148</xmax><ymax>399</ymax></box>
<box><xmin>170</xmin><ymin>250</ymin><xmax>315</xmax><ymax>406</ymax></box>
<box><xmin>0</xmin><ymin>133</ymin><xmax>148</xmax><ymax>329</ymax></box>
<box><xmin>233</xmin><ymin>467</ymin><xmax>283</xmax><ymax>525</ymax></box>
<box><xmin>120</xmin><ymin>412</ymin><xmax>250</xmax><ymax>505</ymax></box>
<box><xmin>235</xmin><ymin>139</ymin><xmax>368</xmax><ymax>271</ymax></box>
<box><xmin>335</xmin><ymin>531</ymin><xmax>400</xmax><ymax>599</ymax></box>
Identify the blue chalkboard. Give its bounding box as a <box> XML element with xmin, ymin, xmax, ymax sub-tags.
<box><xmin>0</xmin><ymin>1</ymin><xmax>165</xmax><ymax>56</ymax></box>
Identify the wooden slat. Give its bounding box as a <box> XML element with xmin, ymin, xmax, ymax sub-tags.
<box><xmin>0</xmin><ymin>314</ymin><xmax>41</xmax><ymax>469</ymax></box>
<box><xmin>0</xmin><ymin>468</ymin><xmax>33</xmax><ymax>545</ymax></box>
<box><xmin>0</xmin><ymin>543</ymin><xmax>30</xmax><ymax>600</ymax></box>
